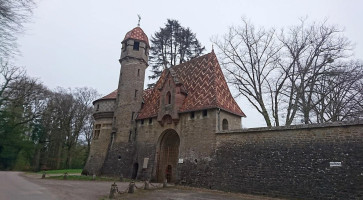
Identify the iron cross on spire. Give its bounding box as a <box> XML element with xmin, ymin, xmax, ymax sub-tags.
<box><xmin>137</xmin><ymin>14</ymin><xmax>141</xmax><ymax>27</ymax></box>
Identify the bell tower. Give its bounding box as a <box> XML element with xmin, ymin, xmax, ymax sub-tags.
<box><xmin>113</xmin><ymin>27</ymin><xmax>149</xmax><ymax>142</ymax></box>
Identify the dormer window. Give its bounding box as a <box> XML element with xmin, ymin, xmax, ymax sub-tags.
<box><xmin>133</xmin><ymin>41</ymin><xmax>140</xmax><ymax>51</ymax></box>
<box><xmin>166</xmin><ymin>91</ymin><xmax>171</xmax><ymax>104</ymax></box>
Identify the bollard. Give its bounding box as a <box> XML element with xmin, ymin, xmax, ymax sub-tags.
<box><xmin>109</xmin><ymin>182</ymin><xmax>118</xmax><ymax>199</ymax></box>
<box><xmin>144</xmin><ymin>181</ymin><xmax>150</xmax><ymax>190</ymax></box>
<box><xmin>41</xmin><ymin>172</ymin><xmax>46</xmax><ymax>179</ymax></box>
<box><xmin>119</xmin><ymin>174</ymin><xmax>124</xmax><ymax>182</ymax></box>
<box><xmin>163</xmin><ymin>179</ymin><xmax>167</xmax><ymax>188</ymax></box>
<box><xmin>128</xmin><ymin>181</ymin><xmax>135</xmax><ymax>193</ymax></box>
<box><xmin>92</xmin><ymin>174</ymin><xmax>96</xmax><ymax>181</ymax></box>
<box><xmin>63</xmin><ymin>172</ymin><xmax>68</xmax><ymax>180</ymax></box>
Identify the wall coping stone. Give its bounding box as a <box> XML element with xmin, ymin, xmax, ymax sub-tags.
<box><xmin>217</xmin><ymin>120</ymin><xmax>363</xmax><ymax>134</ymax></box>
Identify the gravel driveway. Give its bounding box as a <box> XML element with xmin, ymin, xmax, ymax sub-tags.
<box><xmin>18</xmin><ymin>172</ymin><xmax>283</xmax><ymax>200</ymax></box>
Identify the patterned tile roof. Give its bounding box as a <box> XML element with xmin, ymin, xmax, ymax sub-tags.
<box><xmin>93</xmin><ymin>90</ymin><xmax>117</xmax><ymax>104</ymax></box>
<box><xmin>138</xmin><ymin>51</ymin><xmax>246</xmax><ymax>119</ymax></box>
<box><xmin>122</xmin><ymin>27</ymin><xmax>149</xmax><ymax>47</ymax></box>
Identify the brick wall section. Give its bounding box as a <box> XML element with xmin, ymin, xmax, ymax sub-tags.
<box><xmin>179</xmin><ymin>122</ymin><xmax>363</xmax><ymax>199</ymax></box>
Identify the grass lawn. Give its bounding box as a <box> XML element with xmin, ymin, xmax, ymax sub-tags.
<box><xmin>37</xmin><ymin>169</ymin><xmax>83</xmax><ymax>174</ymax></box>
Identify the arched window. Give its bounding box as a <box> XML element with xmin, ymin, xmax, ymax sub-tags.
<box><xmin>222</xmin><ymin>119</ymin><xmax>229</xmax><ymax>130</ymax></box>
<box><xmin>166</xmin><ymin>91</ymin><xmax>171</xmax><ymax>104</ymax></box>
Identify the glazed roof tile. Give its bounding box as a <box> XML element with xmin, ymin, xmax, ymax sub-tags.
<box><xmin>122</xmin><ymin>27</ymin><xmax>149</xmax><ymax>47</ymax></box>
<box><xmin>137</xmin><ymin>51</ymin><xmax>246</xmax><ymax>119</ymax></box>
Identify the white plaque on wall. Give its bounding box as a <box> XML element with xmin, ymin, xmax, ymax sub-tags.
<box><xmin>178</xmin><ymin>158</ymin><xmax>184</xmax><ymax>164</ymax></box>
<box><xmin>329</xmin><ymin>162</ymin><xmax>342</xmax><ymax>167</ymax></box>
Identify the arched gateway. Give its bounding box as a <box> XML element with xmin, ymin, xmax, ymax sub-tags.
<box><xmin>155</xmin><ymin>129</ymin><xmax>180</xmax><ymax>183</ymax></box>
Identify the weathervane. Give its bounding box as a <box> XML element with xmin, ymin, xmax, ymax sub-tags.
<box><xmin>137</xmin><ymin>14</ymin><xmax>141</xmax><ymax>27</ymax></box>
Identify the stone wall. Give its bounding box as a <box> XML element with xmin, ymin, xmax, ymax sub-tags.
<box><xmin>217</xmin><ymin>109</ymin><xmax>242</xmax><ymax>131</ymax></box>
<box><xmin>82</xmin><ymin>118</ymin><xmax>113</xmax><ymax>175</ymax></box>
<box><xmin>179</xmin><ymin>122</ymin><xmax>363</xmax><ymax>199</ymax></box>
<box><xmin>100</xmin><ymin>109</ymin><xmax>236</xmax><ymax>181</ymax></box>
<box><xmin>93</xmin><ymin>99</ymin><xmax>115</xmax><ymax>113</ymax></box>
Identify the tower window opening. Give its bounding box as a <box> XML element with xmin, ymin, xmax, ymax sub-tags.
<box><xmin>94</xmin><ymin>124</ymin><xmax>101</xmax><ymax>139</ymax></box>
<box><xmin>222</xmin><ymin>119</ymin><xmax>229</xmax><ymax>130</ymax></box>
<box><xmin>166</xmin><ymin>91</ymin><xmax>171</xmax><ymax>104</ymax></box>
<box><xmin>128</xmin><ymin>131</ymin><xmax>132</xmax><ymax>142</ymax></box>
<box><xmin>133</xmin><ymin>41</ymin><xmax>140</xmax><ymax>51</ymax></box>
<box><xmin>137</xmin><ymin>69</ymin><xmax>140</xmax><ymax>76</ymax></box>
<box><xmin>149</xmin><ymin>118</ymin><xmax>152</xmax><ymax>124</ymax></box>
<box><xmin>135</xmin><ymin>90</ymin><xmax>138</xmax><ymax>98</ymax></box>
<box><xmin>134</xmin><ymin>128</ymin><xmax>137</xmax><ymax>141</ymax></box>
<box><xmin>190</xmin><ymin>112</ymin><xmax>195</xmax><ymax>119</ymax></box>
<box><xmin>96</xmin><ymin>104</ymin><xmax>99</xmax><ymax>111</ymax></box>
<box><xmin>111</xmin><ymin>132</ymin><xmax>115</xmax><ymax>146</ymax></box>
<box><xmin>131</xmin><ymin>112</ymin><xmax>135</xmax><ymax>120</ymax></box>
<box><xmin>141</xmin><ymin>119</ymin><xmax>144</xmax><ymax>125</ymax></box>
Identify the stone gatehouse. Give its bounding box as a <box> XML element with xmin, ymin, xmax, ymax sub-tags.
<box><xmin>83</xmin><ymin>26</ymin><xmax>245</xmax><ymax>182</ymax></box>
<box><xmin>83</xmin><ymin>26</ymin><xmax>363</xmax><ymax>199</ymax></box>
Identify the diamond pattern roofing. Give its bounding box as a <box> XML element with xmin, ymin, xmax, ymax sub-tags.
<box><xmin>122</xmin><ymin>27</ymin><xmax>149</xmax><ymax>47</ymax></box>
<box><xmin>94</xmin><ymin>51</ymin><xmax>246</xmax><ymax>118</ymax></box>
<box><xmin>137</xmin><ymin>51</ymin><xmax>245</xmax><ymax>119</ymax></box>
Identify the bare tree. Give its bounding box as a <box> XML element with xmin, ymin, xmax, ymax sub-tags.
<box><xmin>0</xmin><ymin>60</ymin><xmax>24</xmax><ymax>107</ymax></box>
<box><xmin>313</xmin><ymin>61</ymin><xmax>363</xmax><ymax>122</ymax></box>
<box><xmin>213</xmin><ymin>18</ymin><xmax>281</xmax><ymax>127</ymax></box>
<box><xmin>214</xmin><ymin>18</ymin><xmax>358</xmax><ymax>127</ymax></box>
<box><xmin>280</xmin><ymin>20</ymin><xmax>352</xmax><ymax>124</ymax></box>
<box><xmin>0</xmin><ymin>0</ymin><xmax>36</xmax><ymax>58</ymax></box>
<box><xmin>64</xmin><ymin>87</ymin><xmax>98</xmax><ymax>169</ymax></box>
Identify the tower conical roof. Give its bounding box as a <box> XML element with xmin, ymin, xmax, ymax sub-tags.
<box><xmin>122</xmin><ymin>27</ymin><xmax>149</xmax><ymax>47</ymax></box>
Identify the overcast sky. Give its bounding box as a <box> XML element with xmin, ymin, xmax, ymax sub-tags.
<box><xmin>15</xmin><ymin>0</ymin><xmax>363</xmax><ymax>128</ymax></box>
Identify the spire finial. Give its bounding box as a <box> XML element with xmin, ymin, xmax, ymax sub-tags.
<box><xmin>137</xmin><ymin>14</ymin><xmax>141</xmax><ymax>27</ymax></box>
<box><xmin>212</xmin><ymin>44</ymin><xmax>214</xmax><ymax>52</ymax></box>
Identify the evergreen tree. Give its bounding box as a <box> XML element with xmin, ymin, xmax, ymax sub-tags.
<box><xmin>148</xmin><ymin>19</ymin><xmax>205</xmax><ymax>87</ymax></box>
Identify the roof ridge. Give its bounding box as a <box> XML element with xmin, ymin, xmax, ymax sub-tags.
<box><xmin>170</xmin><ymin>52</ymin><xmax>213</xmax><ymax>70</ymax></box>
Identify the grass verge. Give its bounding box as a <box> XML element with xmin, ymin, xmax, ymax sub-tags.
<box><xmin>37</xmin><ymin>169</ymin><xmax>83</xmax><ymax>174</ymax></box>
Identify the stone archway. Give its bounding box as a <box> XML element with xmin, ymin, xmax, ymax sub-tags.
<box><xmin>156</xmin><ymin>129</ymin><xmax>180</xmax><ymax>183</ymax></box>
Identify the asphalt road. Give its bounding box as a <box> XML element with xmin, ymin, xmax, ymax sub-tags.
<box><xmin>0</xmin><ymin>171</ymin><xmax>57</xmax><ymax>200</ymax></box>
